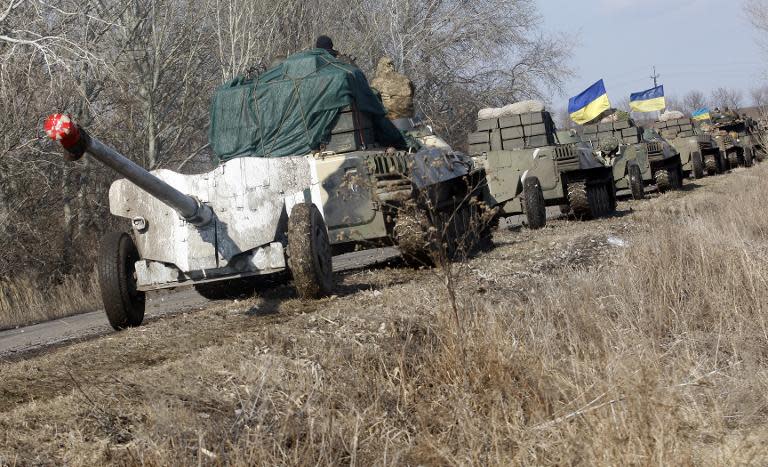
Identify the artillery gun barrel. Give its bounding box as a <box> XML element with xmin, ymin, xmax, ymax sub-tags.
<box><xmin>44</xmin><ymin>114</ymin><xmax>212</xmax><ymax>226</ymax></box>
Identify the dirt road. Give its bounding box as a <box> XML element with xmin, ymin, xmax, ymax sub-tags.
<box><xmin>0</xmin><ymin>247</ymin><xmax>403</xmax><ymax>358</ymax></box>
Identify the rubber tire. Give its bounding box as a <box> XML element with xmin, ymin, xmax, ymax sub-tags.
<box><xmin>668</xmin><ymin>165</ymin><xmax>683</xmax><ymax>190</ymax></box>
<box><xmin>629</xmin><ymin>164</ymin><xmax>645</xmax><ymax>200</ymax></box>
<box><xmin>395</xmin><ymin>206</ymin><xmax>437</xmax><ymax>267</ymax></box>
<box><xmin>567</xmin><ymin>181</ymin><xmax>591</xmax><ymax>220</ymax></box>
<box><xmin>194</xmin><ymin>279</ymin><xmax>258</xmax><ymax>300</ymax></box>
<box><xmin>744</xmin><ymin>147</ymin><xmax>754</xmax><ymax>167</ymax></box>
<box><xmin>691</xmin><ymin>152</ymin><xmax>705</xmax><ymax>179</ymax></box>
<box><xmin>728</xmin><ymin>152</ymin><xmax>738</xmax><ymax>169</ymax></box>
<box><xmin>655</xmin><ymin>170</ymin><xmax>671</xmax><ymax>193</ymax></box>
<box><xmin>287</xmin><ymin>203</ymin><xmax>333</xmax><ymax>299</ymax></box>
<box><xmin>522</xmin><ymin>176</ymin><xmax>546</xmax><ymax>230</ymax></box>
<box><xmin>704</xmin><ymin>154</ymin><xmax>718</xmax><ymax>176</ymax></box>
<box><xmin>99</xmin><ymin>232</ymin><xmax>146</xmax><ymax>330</ymax></box>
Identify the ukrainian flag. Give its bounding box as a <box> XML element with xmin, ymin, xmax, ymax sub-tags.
<box><xmin>568</xmin><ymin>80</ymin><xmax>611</xmax><ymax>125</ymax></box>
<box><xmin>692</xmin><ymin>108</ymin><xmax>711</xmax><ymax>121</ymax></box>
<box><xmin>629</xmin><ymin>85</ymin><xmax>666</xmax><ymax>113</ymax></box>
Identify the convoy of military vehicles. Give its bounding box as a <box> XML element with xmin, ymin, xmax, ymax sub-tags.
<box><xmin>43</xmin><ymin>45</ymin><xmax>767</xmax><ymax>331</ymax></box>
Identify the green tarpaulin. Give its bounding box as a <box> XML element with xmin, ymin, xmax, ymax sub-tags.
<box><xmin>209</xmin><ymin>49</ymin><xmax>406</xmax><ymax>160</ymax></box>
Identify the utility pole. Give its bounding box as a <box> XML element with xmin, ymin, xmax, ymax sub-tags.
<box><xmin>650</xmin><ymin>66</ymin><xmax>660</xmax><ymax>88</ymax></box>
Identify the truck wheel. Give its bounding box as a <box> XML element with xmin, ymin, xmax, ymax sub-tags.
<box><xmin>704</xmin><ymin>154</ymin><xmax>718</xmax><ymax>175</ymax></box>
<box><xmin>629</xmin><ymin>164</ymin><xmax>645</xmax><ymax>200</ymax></box>
<box><xmin>655</xmin><ymin>170</ymin><xmax>671</xmax><ymax>193</ymax></box>
<box><xmin>99</xmin><ymin>232</ymin><xmax>146</xmax><ymax>330</ymax></box>
<box><xmin>744</xmin><ymin>147</ymin><xmax>754</xmax><ymax>167</ymax></box>
<box><xmin>567</xmin><ymin>181</ymin><xmax>592</xmax><ymax>220</ymax></box>
<box><xmin>691</xmin><ymin>152</ymin><xmax>705</xmax><ymax>179</ymax></box>
<box><xmin>669</xmin><ymin>164</ymin><xmax>683</xmax><ymax>190</ymax></box>
<box><xmin>522</xmin><ymin>176</ymin><xmax>546</xmax><ymax>230</ymax></box>
<box><xmin>395</xmin><ymin>206</ymin><xmax>436</xmax><ymax>267</ymax></box>
<box><xmin>728</xmin><ymin>152</ymin><xmax>738</xmax><ymax>168</ymax></box>
<box><xmin>287</xmin><ymin>203</ymin><xmax>333</xmax><ymax>299</ymax></box>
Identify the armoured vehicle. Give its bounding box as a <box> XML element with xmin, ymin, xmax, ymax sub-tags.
<box><xmin>707</xmin><ymin>113</ymin><xmax>757</xmax><ymax>169</ymax></box>
<box><xmin>44</xmin><ymin>49</ymin><xmax>478</xmax><ymax>330</ymax></box>
<box><xmin>468</xmin><ymin>110</ymin><xmax>616</xmax><ymax>228</ymax></box>
<box><xmin>561</xmin><ymin>129</ymin><xmax>651</xmax><ymax>200</ymax></box>
<box><xmin>654</xmin><ymin>117</ymin><xmax>724</xmax><ymax>177</ymax></box>
<box><xmin>581</xmin><ymin>119</ymin><xmax>684</xmax><ymax>192</ymax></box>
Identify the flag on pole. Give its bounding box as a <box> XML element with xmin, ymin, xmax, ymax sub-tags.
<box><xmin>692</xmin><ymin>108</ymin><xmax>711</xmax><ymax>121</ymax></box>
<box><xmin>629</xmin><ymin>85</ymin><xmax>666</xmax><ymax>113</ymax></box>
<box><xmin>568</xmin><ymin>79</ymin><xmax>611</xmax><ymax>125</ymax></box>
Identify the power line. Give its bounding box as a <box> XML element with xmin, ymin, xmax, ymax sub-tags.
<box><xmin>650</xmin><ymin>66</ymin><xmax>660</xmax><ymax>88</ymax></box>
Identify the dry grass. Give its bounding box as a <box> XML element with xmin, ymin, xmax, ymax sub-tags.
<box><xmin>2</xmin><ymin>168</ymin><xmax>768</xmax><ymax>465</ymax></box>
<box><xmin>0</xmin><ymin>272</ymin><xmax>100</xmax><ymax>330</ymax></box>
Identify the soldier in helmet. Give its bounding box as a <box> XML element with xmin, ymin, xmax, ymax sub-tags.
<box><xmin>315</xmin><ymin>35</ymin><xmax>339</xmax><ymax>57</ymax></box>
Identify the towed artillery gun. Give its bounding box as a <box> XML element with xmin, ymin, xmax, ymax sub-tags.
<box><xmin>45</xmin><ymin>49</ymin><xmax>478</xmax><ymax>330</ymax></box>
<box><xmin>654</xmin><ymin>116</ymin><xmax>724</xmax><ymax>177</ymax></box>
<box><xmin>468</xmin><ymin>104</ymin><xmax>616</xmax><ymax>228</ymax></box>
<box><xmin>581</xmin><ymin>118</ymin><xmax>684</xmax><ymax>193</ymax></box>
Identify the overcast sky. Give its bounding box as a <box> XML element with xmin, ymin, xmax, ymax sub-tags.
<box><xmin>539</xmin><ymin>0</ymin><xmax>764</xmax><ymax>109</ymax></box>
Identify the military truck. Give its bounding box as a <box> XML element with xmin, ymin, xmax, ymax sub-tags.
<box><xmin>653</xmin><ymin>117</ymin><xmax>724</xmax><ymax>177</ymax></box>
<box><xmin>581</xmin><ymin>119</ymin><xmax>684</xmax><ymax>192</ymax></box>
<box><xmin>708</xmin><ymin>113</ymin><xmax>756</xmax><ymax>169</ymax></box>
<box><xmin>563</xmin><ymin>128</ymin><xmax>651</xmax><ymax>200</ymax></box>
<box><xmin>468</xmin><ymin>109</ymin><xmax>616</xmax><ymax>228</ymax></box>
<box><xmin>44</xmin><ymin>49</ymin><xmax>481</xmax><ymax>330</ymax></box>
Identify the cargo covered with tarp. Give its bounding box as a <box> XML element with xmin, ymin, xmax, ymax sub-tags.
<box><xmin>209</xmin><ymin>49</ymin><xmax>406</xmax><ymax>160</ymax></box>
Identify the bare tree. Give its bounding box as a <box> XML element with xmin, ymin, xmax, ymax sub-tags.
<box><xmin>711</xmin><ymin>87</ymin><xmax>744</xmax><ymax>111</ymax></box>
<box><xmin>682</xmin><ymin>90</ymin><xmax>708</xmax><ymax>115</ymax></box>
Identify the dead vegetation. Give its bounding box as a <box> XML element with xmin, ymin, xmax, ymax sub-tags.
<box><xmin>0</xmin><ymin>273</ymin><xmax>99</xmax><ymax>330</ymax></box>
<box><xmin>2</xmin><ymin>168</ymin><xmax>768</xmax><ymax>465</ymax></box>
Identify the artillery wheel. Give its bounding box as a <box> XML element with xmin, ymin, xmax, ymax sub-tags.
<box><xmin>744</xmin><ymin>147</ymin><xmax>754</xmax><ymax>167</ymax></box>
<box><xmin>522</xmin><ymin>176</ymin><xmax>546</xmax><ymax>230</ymax></box>
<box><xmin>629</xmin><ymin>164</ymin><xmax>645</xmax><ymax>200</ymax></box>
<box><xmin>99</xmin><ymin>232</ymin><xmax>145</xmax><ymax>330</ymax></box>
<box><xmin>655</xmin><ymin>170</ymin><xmax>671</xmax><ymax>193</ymax></box>
<box><xmin>567</xmin><ymin>181</ymin><xmax>590</xmax><ymax>220</ymax></box>
<box><xmin>691</xmin><ymin>151</ymin><xmax>705</xmax><ymax>179</ymax></box>
<box><xmin>287</xmin><ymin>203</ymin><xmax>333</xmax><ymax>299</ymax></box>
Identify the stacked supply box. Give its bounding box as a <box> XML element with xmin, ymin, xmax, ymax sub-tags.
<box><xmin>654</xmin><ymin>118</ymin><xmax>695</xmax><ymax>140</ymax></box>
<box><xmin>326</xmin><ymin>105</ymin><xmax>375</xmax><ymax>153</ymax></box>
<box><xmin>582</xmin><ymin>119</ymin><xmax>641</xmax><ymax>145</ymax></box>
<box><xmin>468</xmin><ymin>111</ymin><xmax>556</xmax><ymax>154</ymax></box>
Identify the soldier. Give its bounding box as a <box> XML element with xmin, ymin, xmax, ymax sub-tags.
<box><xmin>370</xmin><ymin>56</ymin><xmax>415</xmax><ymax>120</ymax></box>
<box><xmin>315</xmin><ymin>35</ymin><xmax>339</xmax><ymax>57</ymax></box>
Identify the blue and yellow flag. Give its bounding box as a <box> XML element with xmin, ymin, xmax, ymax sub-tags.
<box><xmin>568</xmin><ymin>80</ymin><xmax>611</xmax><ymax>125</ymax></box>
<box><xmin>629</xmin><ymin>86</ymin><xmax>665</xmax><ymax>112</ymax></box>
<box><xmin>692</xmin><ymin>108</ymin><xmax>711</xmax><ymax>121</ymax></box>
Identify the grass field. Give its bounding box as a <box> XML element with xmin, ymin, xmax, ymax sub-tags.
<box><xmin>0</xmin><ymin>273</ymin><xmax>99</xmax><ymax>330</ymax></box>
<box><xmin>1</xmin><ymin>166</ymin><xmax>768</xmax><ymax>465</ymax></box>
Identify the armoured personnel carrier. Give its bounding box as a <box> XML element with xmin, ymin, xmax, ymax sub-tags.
<box><xmin>653</xmin><ymin>117</ymin><xmax>724</xmax><ymax>177</ymax></box>
<box><xmin>45</xmin><ymin>49</ymin><xmax>478</xmax><ymax>330</ymax></box>
<box><xmin>562</xmin><ymin>129</ymin><xmax>651</xmax><ymax>200</ymax></box>
<box><xmin>581</xmin><ymin>119</ymin><xmax>684</xmax><ymax>192</ymax></box>
<box><xmin>468</xmin><ymin>108</ymin><xmax>616</xmax><ymax>228</ymax></box>
<box><xmin>707</xmin><ymin>113</ymin><xmax>757</xmax><ymax>169</ymax></box>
